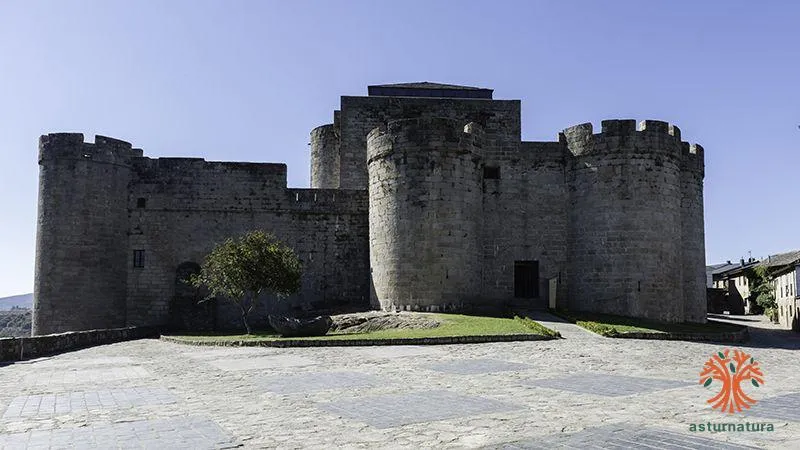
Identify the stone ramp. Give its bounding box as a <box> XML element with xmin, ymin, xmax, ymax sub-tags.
<box><xmin>519</xmin><ymin>310</ymin><xmax>602</xmax><ymax>340</ymax></box>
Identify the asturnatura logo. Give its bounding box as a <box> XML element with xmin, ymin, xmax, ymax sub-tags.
<box><xmin>700</xmin><ymin>348</ymin><xmax>764</xmax><ymax>414</ymax></box>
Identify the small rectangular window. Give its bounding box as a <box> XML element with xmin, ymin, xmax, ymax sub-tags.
<box><xmin>133</xmin><ymin>250</ymin><xmax>145</xmax><ymax>268</ymax></box>
<box><xmin>483</xmin><ymin>166</ymin><xmax>500</xmax><ymax>180</ymax></box>
<box><xmin>137</xmin><ymin>198</ymin><xmax>147</xmax><ymax>208</ymax></box>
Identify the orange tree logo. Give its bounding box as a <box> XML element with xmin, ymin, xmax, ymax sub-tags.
<box><xmin>700</xmin><ymin>349</ymin><xmax>764</xmax><ymax>414</ymax></box>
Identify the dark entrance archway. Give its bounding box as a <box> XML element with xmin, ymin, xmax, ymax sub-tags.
<box><xmin>169</xmin><ymin>261</ymin><xmax>216</xmax><ymax>331</ymax></box>
<box><xmin>514</xmin><ymin>260</ymin><xmax>539</xmax><ymax>299</ymax></box>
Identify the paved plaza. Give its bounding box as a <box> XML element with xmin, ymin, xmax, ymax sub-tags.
<box><xmin>0</xmin><ymin>314</ymin><xmax>798</xmax><ymax>449</ymax></box>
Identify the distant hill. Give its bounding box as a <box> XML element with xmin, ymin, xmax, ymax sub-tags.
<box><xmin>0</xmin><ymin>293</ymin><xmax>33</xmax><ymax>310</ymax></box>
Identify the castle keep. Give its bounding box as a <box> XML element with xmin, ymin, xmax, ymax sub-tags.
<box><xmin>33</xmin><ymin>82</ymin><xmax>707</xmax><ymax>335</ymax></box>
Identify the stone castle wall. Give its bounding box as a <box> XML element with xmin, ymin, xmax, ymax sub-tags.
<box><xmin>680</xmin><ymin>142</ymin><xmax>706</xmax><ymax>322</ymax></box>
<box><xmin>367</xmin><ymin>118</ymin><xmax>484</xmax><ymax>311</ymax></box>
<box><xmin>126</xmin><ymin>158</ymin><xmax>369</xmax><ymax>330</ymax></box>
<box><xmin>479</xmin><ymin>140</ymin><xmax>568</xmax><ymax>304</ymax></box>
<box><xmin>338</xmin><ymin>96</ymin><xmax>520</xmax><ymax>189</ymax></box>
<box><xmin>562</xmin><ymin>120</ymin><xmax>705</xmax><ymax>322</ymax></box>
<box><xmin>310</xmin><ymin>122</ymin><xmax>340</xmax><ymax>189</ymax></box>
<box><xmin>33</xmin><ymin>85</ymin><xmax>708</xmax><ymax>333</ymax></box>
<box><xmin>34</xmin><ymin>134</ymin><xmax>143</xmax><ymax>335</ymax></box>
<box><xmin>34</xmin><ymin>135</ymin><xmax>369</xmax><ymax>334</ymax></box>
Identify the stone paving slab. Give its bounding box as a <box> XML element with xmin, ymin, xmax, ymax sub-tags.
<box><xmin>0</xmin><ymin>416</ymin><xmax>236</xmax><ymax>449</ymax></box>
<box><xmin>23</xmin><ymin>356</ymin><xmax>139</xmax><ymax>367</ymax></box>
<box><xmin>206</xmin><ymin>355</ymin><xmax>316</xmax><ymax>371</ymax></box>
<box><xmin>1</xmin><ymin>322</ymin><xmax>797</xmax><ymax>448</ymax></box>
<box><xmin>424</xmin><ymin>358</ymin><xmax>533</xmax><ymax>375</ymax></box>
<box><xmin>22</xmin><ymin>366</ymin><xmax>151</xmax><ymax>386</ymax></box>
<box><xmin>318</xmin><ymin>389</ymin><xmax>522</xmax><ymax>429</ymax></box>
<box><xmin>493</xmin><ymin>425</ymin><xmax>759</xmax><ymax>449</ymax></box>
<box><xmin>181</xmin><ymin>348</ymin><xmax>277</xmax><ymax>359</ymax></box>
<box><xmin>3</xmin><ymin>387</ymin><xmax>177</xmax><ymax>419</ymax></box>
<box><xmin>346</xmin><ymin>345</ymin><xmax>447</xmax><ymax>359</ymax></box>
<box><xmin>526</xmin><ymin>373</ymin><xmax>692</xmax><ymax>397</ymax></box>
<box><xmin>259</xmin><ymin>371</ymin><xmax>379</xmax><ymax>394</ymax></box>
<box><xmin>745</xmin><ymin>392</ymin><xmax>800</xmax><ymax>422</ymax></box>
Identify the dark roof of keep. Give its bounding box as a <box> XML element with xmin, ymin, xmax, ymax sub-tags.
<box><xmin>369</xmin><ymin>82</ymin><xmax>490</xmax><ymax>90</ymax></box>
<box><xmin>367</xmin><ymin>82</ymin><xmax>493</xmax><ymax>99</ymax></box>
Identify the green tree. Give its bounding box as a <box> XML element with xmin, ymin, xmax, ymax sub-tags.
<box><xmin>190</xmin><ymin>231</ymin><xmax>302</xmax><ymax>334</ymax></box>
<box><xmin>751</xmin><ymin>265</ymin><xmax>777</xmax><ymax>322</ymax></box>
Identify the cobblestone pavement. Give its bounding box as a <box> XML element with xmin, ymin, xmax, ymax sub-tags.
<box><xmin>1</xmin><ymin>313</ymin><xmax>798</xmax><ymax>449</ymax></box>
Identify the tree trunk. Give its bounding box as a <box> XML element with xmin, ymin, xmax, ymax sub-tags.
<box><xmin>242</xmin><ymin>312</ymin><xmax>251</xmax><ymax>334</ymax></box>
<box><xmin>237</xmin><ymin>302</ymin><xmax>251</xmax><ymax>335</ymax></box>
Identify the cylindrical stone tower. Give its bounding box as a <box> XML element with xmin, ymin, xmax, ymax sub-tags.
<box><xmin>680</xmin><ymin>142</ymin><xmax>707</xmax><ymax>322</ymax></box>
<box><xmin>367</xmin><ymin>118</ymin><xmax>484</xmax><ymax>312</ymax></box>
<box><xmin>564</xmin><ymin>119</ymin><xmax>691</xmax><ymax>322</ymax></box>
<box><xmin>33</xmin><ymin>134</ymin><xmax>141</xmax><ymax>335</ymax></box>
<box><xmin>310</xmin><ymin>123</ymin><xmax>340</xmax><ymax>189</ymax></box>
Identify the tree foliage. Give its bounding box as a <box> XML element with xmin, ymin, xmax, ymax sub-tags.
<box><xmin>751</xmin><ymin>265</ymin><xmax>777</xmax><ymax>322</ymax></box>
<box><xmin>190</xmin><ymin>231</ymin><xmax>302</xmax><ymax>334</ymax></box>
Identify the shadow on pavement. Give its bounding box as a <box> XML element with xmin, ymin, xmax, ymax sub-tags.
<box><xmin>708</xmin><ymin>313</ymin><xmax>763</xmax><ymax>323</ymax></box>
<box><xmin>709</xmin><ymin>314</ymin><xmax>800</xmax><ymax>350</ymax></box>
<box><xmin>738</xmin><ymin>328</ymin><xmax>800</xmax><ymax>350</ymax></box>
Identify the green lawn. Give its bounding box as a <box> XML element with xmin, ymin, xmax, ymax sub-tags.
<box><xmin>552</xmin><ymin>310</ymin><xmax>744</xmax><ymax>337</ymax></box>
<box><xmin>165</xmin><ymin>313</ymin><xmax>559</xmax><ymax>342</ymax></box>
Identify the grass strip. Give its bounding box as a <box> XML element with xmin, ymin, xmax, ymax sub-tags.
<box><xmin>167</xmin><ymin>313</ymin><xmax>560</xmax><ymax>342</ymax></box>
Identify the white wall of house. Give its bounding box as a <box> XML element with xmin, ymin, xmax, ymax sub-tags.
<box><xmin>775</xmin><ymin>267</ymin><xmax>798</xmax><ymax>330</ymax></box>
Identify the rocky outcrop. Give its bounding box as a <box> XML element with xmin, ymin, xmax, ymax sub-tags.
<box><xmin>331</xmin><ymin>311</ymin><xmax>441</xmax><ymax>334</ymax></box>
<box><xmin>268</xmin><ymin>315</ymin><xmax>332</xmax><ymax>337</ymax></box>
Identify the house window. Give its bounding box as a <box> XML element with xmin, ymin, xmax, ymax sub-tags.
<box><xmin>136</xmin><ymin>198</ymin><xmax>147</xmax><ymax>208</ymax></box>
<box><xmin>133</xmin><ymin>250</ymin><xmax>145</xmax><ymax>268</ymax></box>
<box><xmin>483</xmin><ymin>166</ymin><xmax>500</xmax><ymax>180</ymax></box>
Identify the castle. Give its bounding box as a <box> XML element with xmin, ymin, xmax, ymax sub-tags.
<box><xmin>32</xmin><ymin>82</ymin><xmax>707</xmax><ymax>335</ymax></box>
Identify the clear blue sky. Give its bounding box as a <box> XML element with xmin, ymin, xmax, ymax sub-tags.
<box><xmin>1</xmin><ymin>1</ymin><xmax>798</xmax><ymax>298</ymax></box>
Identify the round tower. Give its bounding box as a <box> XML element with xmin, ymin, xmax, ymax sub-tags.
<box><xmin>310</xmin><ymin>123</ymin><xmax>340</xmax><ymax>188</ymax></box>
<box><xmin>680</xmin><ymin>142</ymin><xmax>707</xmax><ymax>322</ymax></box>
<box><xmin>563</xmin><ymin>120</ymin><xmax>691</xmax><ymax>322</ymax></box>
<box><xmin>367</xmin><ymin>117</ymin><xmax>483</xmax><ymax>312</ymax></box>
<box><xmin>33</xmin><ymin>134</ymin><xmax>140</xmax><ymax>335</ymax></box>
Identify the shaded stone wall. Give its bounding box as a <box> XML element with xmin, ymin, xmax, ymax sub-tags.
<box><xmin>33</xmin><ymin>134</ymin><xmax>143</xmax><ymax>335</ymax></box>
<box><xmin>1</xmin><ymin>326</ymin><xmax>158</xmax><ymax>362</ymax></box>
<box><xmin>338</xmin><ymin>96</ymin><xmax>520</xmax><ymax>189</ymax></box>
<box><xmin>480</xmin><ymin>141</ymin><xmax>568</xmax><ymax>305</ymax></box>
<box><xmin>563</xmin><ymin>120</ymin><xmax>703</xmax><ymax>322</ymax></box>
<box><xmin>367</xmin><ymin>118</ymin><xmax>483</xmax><ymax>311</ymax></box>
<box><xmin>127</xmin><ymin>158</ymin><xmax>369</xmax><ymax>330</ymax></box>
<box><xmin>310</xmin><ymin>123</ymin><xmax>340</xmax><ymax>188</ymax></box>
<box><xmin>680</xmin><ymin>143</ymin><xmax>707</xmax><ymax>322</ymax></box>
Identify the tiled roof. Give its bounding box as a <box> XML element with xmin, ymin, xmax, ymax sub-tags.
<box><xmin>710</xmin><ymin>262</ymin><xmax>751</xmax><ymax>276</ymax></box>
<box><xmin>760</xmin><ymin>250</ymin><xmax>800</xmax><ymax>268</ymax></box>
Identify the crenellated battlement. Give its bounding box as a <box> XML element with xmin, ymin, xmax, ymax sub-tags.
<box><xmin>559</xmin><ymin>120</ymin><xmax>702</xmax><ymax>168</ymax></box>
<box><xmin>39</xmin><ymin>133</ymin><xmax>143</xmax><ymax>166</ymax></box>
<box><xmin>366</xmin><ymin>117</ymin><xmax>484</xmax><ymax>164</ymax></box>
<box><xmin>680</xmin><ymin>142</ymin><xmax>705</xmax><ymax>176</ymax></box>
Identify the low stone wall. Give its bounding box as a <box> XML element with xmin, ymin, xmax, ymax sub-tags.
<box><xmin>0</xmin><ymin>327</ymin><xmax>159</xmax><ymax>362</ymax></box>
<box><xmin>160</xmin><ymin>333</ymin><xmax>556</xmax><ymax>348</ymax></box>
<box><xmin>613</xmin><ymin>327</ymin><xmax>749</xmax><ymax>343</ymax></box>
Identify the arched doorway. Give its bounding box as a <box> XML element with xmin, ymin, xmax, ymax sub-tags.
<box><xmin>169</xmin><ymin>261</ymin><xmax>216</xmax><ymax>331</ymax></box>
